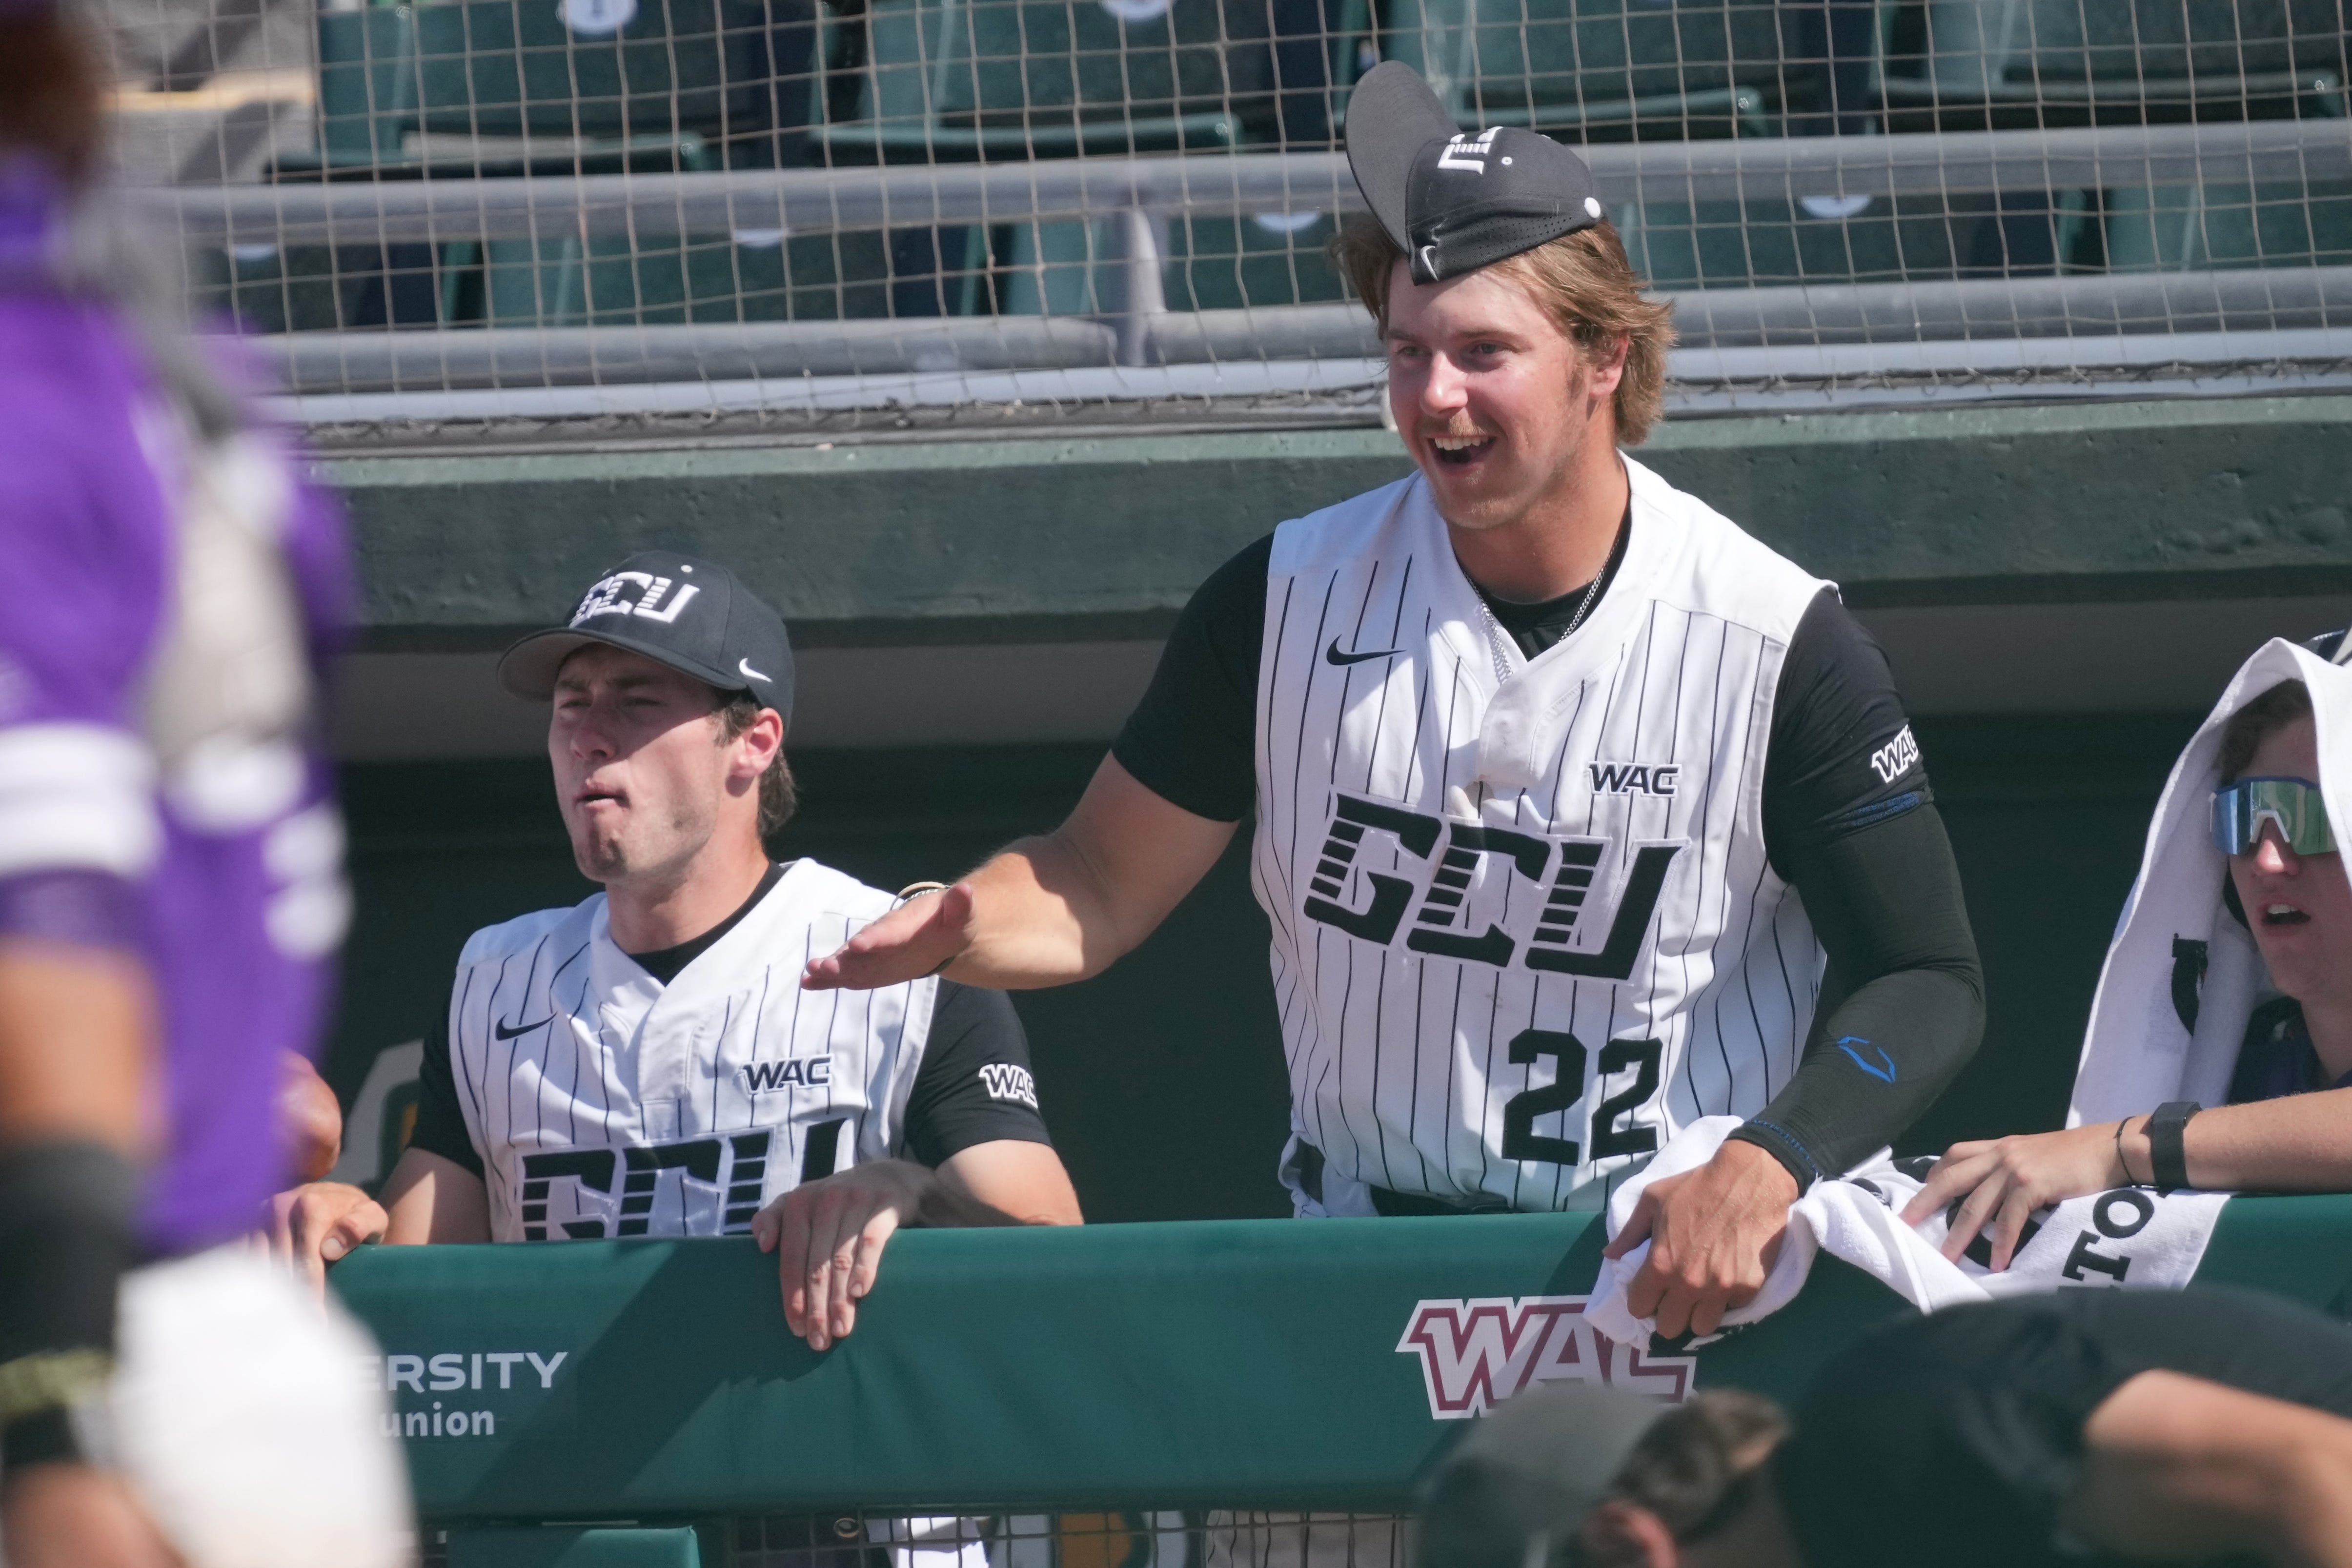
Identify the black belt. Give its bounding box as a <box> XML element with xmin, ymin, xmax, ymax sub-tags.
<box><xmin>1370</xmin><ymin>1185</ymin><xmax>1515</xmax><ymax>1218</ymax></box>
<box><xmin>1294</xmin><ymin>1139</ymin><xmax>1515</xmax><ymax>1217</ymax></box>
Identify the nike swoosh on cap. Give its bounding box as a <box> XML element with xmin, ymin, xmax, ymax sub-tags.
<box><xmin>1326</xmin><ymin>638</ymin><xmax>1403</xmax><ymax>666</ymax></box>
<box><xmin>738</xmin><ymin>657</ymin><xmax>772</xmax><ymax>683</ymax></box>
<box><xmin>494</xmin><ymin>1016</ymin><xmax>553</xmax><ymax>1040</ymax></box>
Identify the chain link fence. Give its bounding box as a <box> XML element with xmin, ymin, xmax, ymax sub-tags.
<box><xmin>98</xmin><ymin>0</ymin><xmax>2352</xmax><ymax>437</ymax></box>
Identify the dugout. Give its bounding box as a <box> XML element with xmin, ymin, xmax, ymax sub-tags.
<box><xmin>320</xmin><ymin>392</ymin><xmax>2352</xmax><ymax>1223</ymax></box>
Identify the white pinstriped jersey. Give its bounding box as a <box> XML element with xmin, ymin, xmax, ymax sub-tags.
<box><xmin>1255</xmin><ymin>456</ymin><xmax>1829</xmax><ymax>1214</ymax></box>
<box><xmin>445</xmin><ymin>860</ymin><xmax>936</xmax><ymax>1243</ymax></box>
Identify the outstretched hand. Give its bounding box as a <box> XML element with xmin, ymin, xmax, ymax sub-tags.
<box><xmin>1602</xmin><ymin>1140</ymin><xmax>1797</xmax><ymax>1339</ymax></box>
<box><xmin>752</xmin><ymin>1160</ymin><xmax>937</xmax><ymax>1350</ymax></box>
<box><xmin>802</xmin><ymin>884</ymin><xmax>974</xmax><ymax>993</ymax></box>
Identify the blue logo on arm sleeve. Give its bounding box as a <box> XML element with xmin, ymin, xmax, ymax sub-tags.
<box><xmin>1834</xmin><ymin>1037</ymin><xmax>1898</xmax><ymax>1083</ymax></box>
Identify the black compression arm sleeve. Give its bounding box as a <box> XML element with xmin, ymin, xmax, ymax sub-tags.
<box><xmin>1726</xmin><ymin>802</ymin><xmax>1984</xmax><ymax>1186</ymax></box>
<box><xmin>0</xmin><ymin>1142</ymin><xmax>140</xmax><ymax>1469</ymax></box>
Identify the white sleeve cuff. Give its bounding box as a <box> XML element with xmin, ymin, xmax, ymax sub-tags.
<box><xmin>0</xmin><ymin>724</ymin><xmax>162</xmax><ymax>880</ymax></box>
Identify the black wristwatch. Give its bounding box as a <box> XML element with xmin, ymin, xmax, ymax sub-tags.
<box><xmin>2147</xmin><ymin>1100</ymin><xmax>2202</xmax><ymax>1194</ymax></box>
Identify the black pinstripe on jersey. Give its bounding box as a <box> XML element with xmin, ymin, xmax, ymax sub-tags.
<box><xmin>1256</xmin><ymin>461</ymin><xmax>1826</xmax><ymax>1214</ymax></box>
<box><xmin>446</xmin><ymin>860</ymin><xmax>937</xmax><ymax>1242</ymax></box>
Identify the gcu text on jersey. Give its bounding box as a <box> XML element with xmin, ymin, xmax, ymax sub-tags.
<box><xmin>446</xmin><ymin>861</ymin><xmax>937</xmax><ymax>1242</ymax></box>
<box><xmin>1255</xmin><ymin>459</ymin><xmax>1829</xmax><ymax>1214</ymax></box>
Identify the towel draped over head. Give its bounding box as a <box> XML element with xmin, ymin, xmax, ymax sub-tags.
<box><xmin>2068</xmin><ymin>630</ymin><xmax>2352</xmax><ymax>1128</ymax></box>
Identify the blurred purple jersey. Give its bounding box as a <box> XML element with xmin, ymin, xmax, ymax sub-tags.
<box><xmin>0</xmin><ymin>163</ymin><xmax>354</xmax><ymax>1253</ymax></box>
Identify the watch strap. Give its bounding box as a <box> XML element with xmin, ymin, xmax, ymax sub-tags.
<box><xmin>2148</xmin><ymin>1100</ymin><xmax>2201</xmax><ymax>1193</ymax></box>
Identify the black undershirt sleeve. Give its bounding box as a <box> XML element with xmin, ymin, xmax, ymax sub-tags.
<box><xmin>1724</xmin><ymin>591</ymin><xmax>1985</xmax><ymax>1187</ymax></box>
<box><xmin>1109</xmin><ymin>534</ymin><xmax>1272</xmax><ymax>823</ymax></box>
<box><xmin>901</xmin><ymin>981</ymin><xmax>1055</xmax><ymax>1169</ymax></box>
<box><xmin>407</xmin><ymin>1007</ymin><xmax>485</xmax><ymax>1178</ymax></box>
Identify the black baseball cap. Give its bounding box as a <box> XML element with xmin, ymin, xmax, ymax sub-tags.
<box><xmin>1345</xmin><ymin>62</ymin><xmax>1608</xmax><ymax>286</ymax></box>
<box><xmin>1417</xmin><ymin>1382</ymin><xmax>1672</xmax><ymax>1568</ymax></box>
<box><xmin>498</xmin><ymin>550</ymin><xmax>796</xmax><ymax>726</ymax></box>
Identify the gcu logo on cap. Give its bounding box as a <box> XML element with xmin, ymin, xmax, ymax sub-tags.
<box><xmin>572</xmin><ymin>570</ymin><xmax>700</xmax><ymax>628</ymax></box>
<box><xmin>1435</xmin><ymin>127</ymin><xmax>1500</xmax><ymax>173</ymax></box>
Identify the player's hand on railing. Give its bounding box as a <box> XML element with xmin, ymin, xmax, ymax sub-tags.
<box><xmin>1901</xmin><ymin>1124</ymin><xmax>2127</xmax><ymax>1271</ymax></box>
<box><xmin>0</xmin><ymin>1463</ymin><xmax>179</xmax><ymax>1568</ymax></box>
<box><xmin>802</xmin><ymin>883</ymin><xmax>975</xmax><ymax>992</ymax></box>
<box><xmin>1603</xmin><ymin>1139</ymin><xmax>1797</xmax><ymax>1340</ymax></box>
<box><xmin>753</xmin><ymin>1159</ymin><xmax>937</xmax><ymax>1351</ymax></box>
<box><xmin>254</xmin><ymin>1182</ymin><xmax>388</xmax><ymax>1295</ymax></box>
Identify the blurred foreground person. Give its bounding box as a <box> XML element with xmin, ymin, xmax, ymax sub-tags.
<box><xmin>1419</xmin><ymin>1287</ymin><xmax>2352</xmax><ymax>1568</ymax></box>
<box><xmin>0</xmin><ymin>9</ymin><xmax>407</xmax><ymax>1568</ymax></box>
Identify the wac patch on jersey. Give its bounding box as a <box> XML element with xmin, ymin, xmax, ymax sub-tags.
<box><xmin>1869</xmin><ymin>724</ymin><xmax>1921</xmax><ymax>785</ymax></box>
<box><xmin>738</xmin><ymin>1055</ymin><xmax>834</xmax><ymax>1094</ymax></box>
<box><xmin>979</xmin><ymin>1063</ymin><xmax>1038</xmax><ymax>1108</ymax></box>
<box><xmin>1588</xmin><ymin>762</ymin><xmax>1681</xmax><ymax>796</ymax></box>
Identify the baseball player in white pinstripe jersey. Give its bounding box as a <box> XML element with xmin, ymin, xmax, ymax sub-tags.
<box><xmin>267</xmin><ymin>551</ymin><xmax>1080</xmax><ymax>1352</ymax></box>
<box><xmin>810</xmin><ymin>64</ymin><xmax>1982</xmax><ymax>1345</ymax></box>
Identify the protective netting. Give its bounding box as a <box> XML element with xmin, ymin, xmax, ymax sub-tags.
<box><xmin>416</xmin><ymin>1510</ymin><xmax>1418</xmax><ymax>1568</ymax></box>
<box><xmin>98</xmin><ymin>0</ymin><xmax>2352</xmax><ymax>433</ymax></box>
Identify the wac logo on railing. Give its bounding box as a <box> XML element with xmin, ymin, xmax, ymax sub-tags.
<box><xmin>1303</xmin><ymin>792</ymin><xmax>1685</xmax><ymax>977</ymax></box>
<box><xmin>1396</xmin><ymin>1296</ymin><xmax>1695</xmax><ymax>1419</ymax></box>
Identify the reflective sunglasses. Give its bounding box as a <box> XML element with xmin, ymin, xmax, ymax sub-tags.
<box><xmin>2211</xmin><ymin>775</ymin><xmax>2337</xmax><ymax>856</ymax></box>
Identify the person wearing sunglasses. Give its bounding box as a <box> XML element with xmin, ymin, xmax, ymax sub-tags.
<box><xmin>1905</xmin><ymin>631</ymin><xmax>2352</xmax><ymax>1268</ymax></box>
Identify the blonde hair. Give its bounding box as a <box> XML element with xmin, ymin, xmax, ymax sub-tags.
<box><xmin>1329</xmin><ymin>217</ymin><xmax>1677</xmax><ymax>446</ymax></box>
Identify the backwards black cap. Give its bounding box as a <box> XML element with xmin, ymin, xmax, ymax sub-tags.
<box><xmin>1345</xmin><ymin>62</ymin><xmax>1608</xmax><ymax>286</ymax></box>
<box><xmin>498</xmin><ymin>550</ymin><xmax>796</xmax><ymax>726</ymax></box>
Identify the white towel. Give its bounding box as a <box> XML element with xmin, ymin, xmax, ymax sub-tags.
<box><xmin>1585</xmin><ymin>1118</ymin><xmax>2228</xmax><ymax>1349</ymax></box>
<box><xmin>2069</xmin><ymin>632</ymin><xmax>2352</xmax><ymax>1125</ymax></box>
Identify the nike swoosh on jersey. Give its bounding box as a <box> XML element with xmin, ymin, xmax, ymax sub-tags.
<box><xmin>494</xmin><ymin>1015</ymin><xmax>554</xmax><ymax>1040</ymax></box>
<box><xmin>1325</xmin><ymin>638</ymin><xmax>1403</xmax><ymax>666</ymax></box>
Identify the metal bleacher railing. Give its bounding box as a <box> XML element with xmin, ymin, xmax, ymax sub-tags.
<box><xmin>113</xmin><ymin>0</ymin><xmax>2352</xmax><ymax>433</ymax></box>
<box><xmin>340</xmin><ymin>1196</ymin><xmax>2352</xmax><ymax>1568</ymax></box>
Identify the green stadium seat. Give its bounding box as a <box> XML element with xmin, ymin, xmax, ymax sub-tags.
<box><xmin>1877</xmin><ymin>0</ymin><xmax>2350</xmax><ymax>130</ymax></box>
<box><xmin>294</xmin><ymin>0</ymin><xmax>815</xmax><ymax>177</ymax></box>
<box><xmin>294</xmin><ymin>0</ymin><xmax>818</xmax><ymax>177</ymax></box>
<box><xmin>811</xmin><ymin>0</ymin><xmax>1275</xmax><ymax>163</ymax></box>
<box><xmin>2100</xmin><ymin>179</ymin><xmax>2352</xmax><ymax>270</ymax></box>
<box><xmin>1370</xmin><ymin>0</ymin><xmax>1779</xmax><ymax>142</ymax></box>
<box><xmin>264</xmin><ymin>0</ymin><xmax>864</xmax><ymax>329</ymax></box>
<box><xmin>1161</xmin><ymin>211</ymin><xmax>1352</xmax><ymax>310</ymax></box>
<box><xmin>1865</xmin><ymin>0</ymin><xmax>2349</xmax><ymax>278</ymax></box>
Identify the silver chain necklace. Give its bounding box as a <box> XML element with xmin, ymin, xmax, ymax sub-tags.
<box><xmin>1476</xmin><ymin>561</ymin><xmax>1607</xmax><ymax>687</ymax></box>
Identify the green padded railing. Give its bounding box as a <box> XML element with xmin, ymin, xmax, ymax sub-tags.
<box><xmin>329</xmin><ymin>1194</ymin><xmax>2352</xmax><ymax>1524</ymax></box>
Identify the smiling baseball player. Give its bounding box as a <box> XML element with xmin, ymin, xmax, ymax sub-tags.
<box><xmin>807</xmin><ymin>63</ymin><xmax>1984</xmax><ymax>1343</ymax></box>
<box><xmin>269</xmin><ymin>551</ymin><xmax>1080</xmax><ymax>1349</ymax></box>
